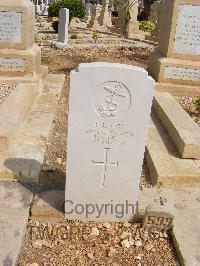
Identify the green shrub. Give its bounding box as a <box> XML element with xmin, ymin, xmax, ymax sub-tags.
<box><xmin>92</xmin><ymin>30</ymin><xmax>99</xmax><ymax>43</ymax></box>
<box><xmin>139</xmin><ymin>20</ymin><xmax>155</xmax><ymax>32</ymax></box>
<box><xmin>52</xmin><ymin>20</ymin><xmax>59</xmax><ymax>33</ymax></box>
<box><xmin>70</xmin><ymin>34</ymin><xmax>78</xmax><ymax>39</ymax></box>
<box><xmin>194</xmin><ymin>96</ymin><xmax>200</xmax><ymax>108</ymax></box>
<box><xmin>48</xmin><ymin>0</ymin><xmax>85</xmax><ymax>21</ymax></box>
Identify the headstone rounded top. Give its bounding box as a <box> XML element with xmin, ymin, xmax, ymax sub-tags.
<box><xmin>0</xmin><ymin>0</ymin><xmax>35</xmax><ymax>50</ymax></box>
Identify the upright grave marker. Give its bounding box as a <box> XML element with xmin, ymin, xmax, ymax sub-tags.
<box><xmin>127</xmin><ymin>0</ymin><xmax>144</xmax><ymax>39</ymax></box>
<box><xmin>58</xmin><ymin>8</ymin><xmax>69</xmax><ymax>43</ymax></box>
<box><xmin>65</xmin><ymin>63</ymin><xmax>154</xmax><ymax>221</ymax></box>
<box><xmin>58</xmin><ymin>8</ymin><xmax>69</xmax><ymax>44</ymax></box>
<box><xmin>148</xmin><ymin>0</ymin><xmax>200</xmax><ymax>95</ymax></box>
<box><xmin>99</xmin><ymin>0</ymin><xmax>112</xmax><ymax>27</ymax></box>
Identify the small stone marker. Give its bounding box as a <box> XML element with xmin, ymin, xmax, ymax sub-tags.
<box><xmin>148</xmin><ymin>0</ymin><xmax>200</xmax><ymax>95</ymax></box>
<box><xmin>58</xmin><ymin>8</ymin><xmax>69</xmax><ymax>43</ymax></box>
<box><xmin>65</xmin><ymin>63</ymin><xmax>154</xmax><ymax>221</ymax></box>
<box><xmin>143</xmin><ymin>205</ymin><xmax>174</xmax><ymax>232</ymax></box>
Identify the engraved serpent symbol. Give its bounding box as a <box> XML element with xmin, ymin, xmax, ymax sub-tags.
<box><xmin>99</xmin><ymin>85</ymin><xmax>125</xmax><ymax>118</ymax></box>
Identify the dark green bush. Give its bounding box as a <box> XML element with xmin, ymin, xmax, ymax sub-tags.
<box><xmin>48</xmin><ymin>0</ymin><xmax>85</xmax><ymax>21</ymax></box>
<box><xmin>52</xmin><ymin>20</ymin><xmax>59</xmax><ymax>33</ymax></box>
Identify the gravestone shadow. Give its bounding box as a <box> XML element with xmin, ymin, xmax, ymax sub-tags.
<box><xmin>4</xmin><ymin>158</ymin><xmax>66</xmax><ymax>216</ymax></box>
<box><xmin>3</xmin><ymin>158</ymin><xmax>142</xmax><ymax>222</ymax></box>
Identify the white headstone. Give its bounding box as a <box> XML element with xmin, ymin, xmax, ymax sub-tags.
<box><xmin>58</xmin><ymin>8</ymin><xmax>69</xmax><ymax>44</ymax></box>
<box><xmin>65</xmin><ymin>63</ymin><xmax>154</xmax><ymax>221</ymax></box>
<box><xmin>42</xmin><ymin>6</ymin><xmax>49</xmax><ymax>16</ymax></box>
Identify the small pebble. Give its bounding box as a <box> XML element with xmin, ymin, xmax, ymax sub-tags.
<box><xmin>121</xmin><ymin>239</ymin><xmax>131</xmax><ymax>248</ymax></box>
<box><xmin>135</xmin><ymin>240</ymin><xmax>143</xmax><ymax>247</ymax></box>
<box><xmin>87</xmin><ymin>252</ymin><xmax>94</xmax><ymax>260</ymax></box>
<box><xmin>32</xmin><ymin>240</ymin><xmax>43</xmax><ymax>249</ymax></box>
<box><xmin>91</xmin><ymin>227</ymin><xmax>100</xmax><ymax>237</ymax></box>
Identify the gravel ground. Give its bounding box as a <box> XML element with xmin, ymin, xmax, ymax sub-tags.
<box><xmin>176</xmin><ymin>96</ymin><xmax>200</xmax><ymax>126</ymax></box>
<box><xmin>18</xmin><ymin>219</ymin><xmax>179</xmax><ymax>266</ymax></box>
<box><xmin>0</xmin><ymin>83</ymin><xmax>16</xmax><ymax>105</ymax></box>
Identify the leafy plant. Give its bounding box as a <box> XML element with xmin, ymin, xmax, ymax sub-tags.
<box><xmin>92</xmin><ymin>30</ymin><xmax>99</xmax><ymax>43</ymax></box>
<box><xmin>139</xmin><ymin>20</ymin><xmax>155</xmax><ymax>32</ymax></box>
<box><xmin>52</xmin><ymin>20</ymin><xmax>59</xmax><ymax>33</ymax></box>
<box><xmin>48</xmin><ymin>0</ymin><xmax>85</xmax><ymax>21</ymax></box>
<box><xmin>70</xmin><ymin>34</ymin><xmax>78</xmax><ymax>39</ymax></box>
<box><xmin>194</xmin><ymin>96</ymin><xmax>200</xmax><ymax>109</ymax></box>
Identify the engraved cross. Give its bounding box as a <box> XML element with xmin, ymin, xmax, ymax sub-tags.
<box><xmin>92</xmin><ymin>148</ymin><xmax>118</xmax><ymax>188</ymax></box>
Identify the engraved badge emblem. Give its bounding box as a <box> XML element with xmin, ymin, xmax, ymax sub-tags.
<box><xmin>92</xmin><ymin>81</ymin><xmax>131</xmax><ymax>119</ymax></box>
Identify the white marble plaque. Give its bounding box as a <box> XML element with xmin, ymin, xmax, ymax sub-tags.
<box><xmin>165</xmin><ymin>66</ymin><xmax>200</xmax><ymax>81</ymax></box>
<box><xmin>0</xmin><ymin>11</ymin><xmax>22</xmax><ymax>43</ymax></box>
<box><xmin>0</xmin><ymin>58</ymin><xmax>25</xmax><ymax>72</ymax></box>
<box><xmin>65</xmin><ymin>63</ymin><xmax>154</xmax><ymax>221</ymax></box>
<box><xmin>173</xmin><ymin>5</ymin><xmax>200</xmax><ymax>55</ymax></box>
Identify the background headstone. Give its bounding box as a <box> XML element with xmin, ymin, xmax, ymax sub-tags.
<box><xmin>127</xmin><ymin>0</ymin><xmax>144</xmax><ymax>39</ymax></box>
<box><xmin>112</xmin><ymin>6</ymin><xmax>126</xmax><ymax>34</ymax></box>
<box><xmin>58</xmin><ymin>8</ymin><xmax>69</xmax><ymax>44</ymax></box>
<box><xmin>148</xmin><ymin>0</ymin><xmax>200</xmax><ymax>95</ymax></box>
<box><xmin>148</xmin><ymin>0</ymin><xmax>164</xmax><ymax>42</ymax></box>
<box><xmin>99</xmin><ymin>0</ymin><xmax>112</xmax><ymax>27</ymax></box>
<box><xmin>0</xmin><ymin>0</ymin><xmax>41</xmax><ymax>78</ymax></box>
<box><xmin>149</xmin><ymin>0</ymin><xmax>161</xmax><ymax>24</ymax></box>
<box><xmin>88</xmin><ymin>4</ymin><xmax>102</xmax><ymax>29</ymax></box>
<box><xmin>65</xmin><ymin>62</ymin><xmax>154</xmax><ymax>221</ymax></box>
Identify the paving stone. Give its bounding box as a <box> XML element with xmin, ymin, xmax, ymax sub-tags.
<box><xmin>0</xmin><ymin>74</ymin><xmax>65</xmax><ymax>183</ymax></box>
<box><xmin>31</xmin><ymin>190</ymin><xmax>65</xmax><ymax>221</ymax></box>
<box><xmin>153</xmin><ymin>92</ymin><xmax>200</xmax><ymax>159</ymax></box>
<box><xmin>145</xmin><ymin>112</ymin><xmax>200</xmax><ymax>185</ymax></box>
<box><xmin>0</xmin><ymin>181</ymin><xmax>33</xmax><ymax>266</ymax></box>
<box><xmin>0</xmin><ymin>83</ymin><xmax>38</xmax><ymax>153</ymax></box>
<box><xmin>138</xmin><ymin>186</ymin><xmax>200</xmax><ymax>266</ymax></box>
